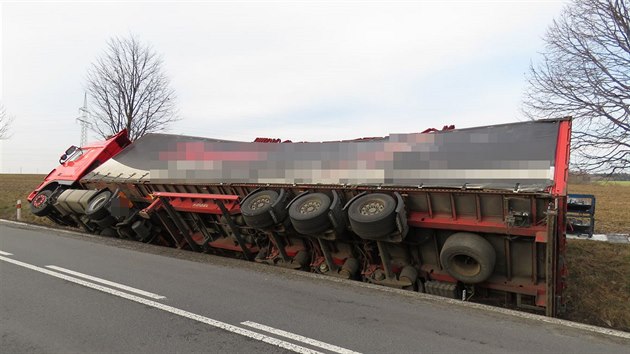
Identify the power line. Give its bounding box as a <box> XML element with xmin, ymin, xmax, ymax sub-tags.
<box><xmin>76</xmin><ymin>93</ymin><xmax>91</xmax><ymax>146</ymax></box>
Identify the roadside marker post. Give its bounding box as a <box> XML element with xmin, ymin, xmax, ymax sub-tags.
<box><xmin>16</xmin><ymin>200</ymin><xmax>21</xmax><ymax>220</ymax></box>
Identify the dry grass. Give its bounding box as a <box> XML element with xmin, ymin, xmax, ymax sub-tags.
<box><xmin>568</xmin><ymin>183</ymin><xmax>630</xmax><ymax>234</ymax></box>
<box><xmin>563</xmin><ymin>240</ymin><xmax>630</xmax><ymax>331</ymax></box>
<box><xmin>1</xmin><ymin>174</ymin><xmax>629</xmax><ymax>331</ymax></box>
<box><xmin>0</xmin><ymin>174</ymin><xmax>55</xmax><ymax>226</ymax></box>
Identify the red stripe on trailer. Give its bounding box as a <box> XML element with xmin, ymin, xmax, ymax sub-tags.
<box><xmin>151</xmin><ymin>192</ymin><xmax>241</xmax><ymax>215</ymax></box>
<box><xmin>152</xmin><ymin>192</ymin><xmax>239</xmax><ymax>201</ymax></box>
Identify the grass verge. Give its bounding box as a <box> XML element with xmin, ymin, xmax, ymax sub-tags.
<box><xmin>563</xmin><ymin>240</ymin><xmax>630</xmax><ymax>332</ymax></box>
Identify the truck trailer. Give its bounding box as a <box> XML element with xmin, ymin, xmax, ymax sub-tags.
<box><xmin>27</xmin><ymin>118</ymin><xmax>571</xmax><ymax>316</ymax></box>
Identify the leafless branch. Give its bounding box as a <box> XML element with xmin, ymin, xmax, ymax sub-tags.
<box><xmin>86</xmin><ymin>35</ymin><xmax>178</xmax><ymax>141</ymax></box>
<box><xmin>523</xmin><ymin>0</ymin><xmax>630</xmax><ymax>174</ymax></box>
<box><xmin>0</xmin><ymin>103</ymin><xmax>14</xmax><ymax>139</ymax></box>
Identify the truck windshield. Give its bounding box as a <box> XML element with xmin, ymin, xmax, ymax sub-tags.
<box><xmin>61</xmin><ymin>146</ymin><xmax>84</xmax><ymax>164</ymax></box>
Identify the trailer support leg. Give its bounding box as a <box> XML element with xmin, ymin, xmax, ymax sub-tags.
<box><xmin>267</xmin><ymin>231</ymin><xmax>290</xmax><ymax>263</ymax></box>
<box><xmin>215</xmin><ymin>199</ymin><xmax>252</xmax><ymax>261</ymax></box>
<box><xmin>377</xmin><ymin>241</ymin><xmax>395</xmax><ymax>280</ymax></box>
<box><xmin>153</xmin><ymin>211</ymin><xmax>183</xmax><ymax>247</ymax></box>
<box><xmin>189</xmin><ymin>212</ymin><xmax>214</xmax><ymax>251</ymax></box>
<box><xmin>159</xmin><ymin>197</ymin><xmax>201</xmax><ymax>252</ymax></box>
<box><xmin>545</xmin><ymin>208</ymin><xmax>557</xmax><ymax>317</ymax></box>
<box><xmin>317</xmin><ymin>238</ymin><xmax>339</xmax><ymax>274</ymax></box>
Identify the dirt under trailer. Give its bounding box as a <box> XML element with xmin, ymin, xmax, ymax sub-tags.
<box><xmin>27</xmin><ymin>118</ymin><xmax>571</xmax><ymax>317</ymax></box>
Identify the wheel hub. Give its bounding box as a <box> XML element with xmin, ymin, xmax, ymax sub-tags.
<box><xmin>33</xmin><ymin>194</ymin><xmax>47</xmax><ymax>208</ymax></box>
<box><xmin>359</xmin><ymin>200</ymin><xmax>385</xmax><ymax>216</ymax></box>
<box><xmin>251</xmin><ymin>196</ymin><xmax>271</xmax><ymax>210</ymax></box>
<box><xmin>93</xmin><ymin>197</ymin><xmax>107</xmax><ymax>209</ymax></box>
<box><xmin>299</xmin><ymin>200</ymin><xmax>322</xmax><ymax>214</ymax></box>
<box><xmin>451</xmin><ymin>254</ymin><xmax>481</xmax><ymax>276</ymax></box>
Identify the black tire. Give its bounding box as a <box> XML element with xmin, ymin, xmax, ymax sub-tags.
<box><xmin>93</xmin><ymin>215</ymin><xmax>117</xmax><ymax>228</ymax></box>
<box><xmin>99</xmin><ymin>227</ymin><xmax>117</xmax><ymax>237</ymax></box>
<box><xmin>85</xmin><ymin>190</ymin><xmax>112</xmax><ymax>220</ymax></box>
<box><xmin>289</xmin><ymin>193</ymin><xmax>332</xmax><ymax>235</ymax></box>
<box><xmin>30</xmin><ymin>190</ymin><xmax>54</xmax><ymax>216</ymax></box>
<box><xmin>241</xmin><ymin>190</ymin><xmax>279</xmax><ymax>228</ymax></box>
<box><xmin>348</xmin><ymin>193</ymin><xmax>397</xmax><ymax>239</ymax></box>
<box><xmin>117</xmin><ymin>226</ymin><xmax>135</xmax><ymax>240</ymax></box>
<box><xmin>439</xmin><ymin>232</ymin><xmax>496</xmax><ymax>284</ymax></box>
<box><xmin>132</xmin><ymin>219</ymin><xmax>153</xmax><ymax>242</ymax></box>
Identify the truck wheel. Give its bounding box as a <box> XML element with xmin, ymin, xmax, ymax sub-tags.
<box><xmin>289</xmin><ymin>193</ymin><xmax>331</xmax><ymax>235</ymax></box>
<box><xmin>241</xmin><ymin>190</ymin><xmax>279</xmax><ymax>228</ymax></box>
<box><xmin>99</xmin><ymin>227</ymin><xmax>117</xmax><ymax>237</ymax></box>
<box><xmin>85</xmin><ymin>190</ymin><xmax>112</xmax><ymax>220</ymax></box>
<box><xmin>117</xmin><ymin>226</ymin><xmax>135</xmax><ymax>239</ymax></box>
<box><xmin>132</xmin><ymin>219</ymin><xmax>153</xmax><ymax>242</ymax></box>
<box><xmin>440</xmin><ymin>232</ymin><xmax>496</xmax><ymax>284</ymax></box>
<box><xmin>348</xmin><ymin>193</ymin><xmax>397</xmax><ymax>239</ymax></box>
<box><xmin>93</xmin><ymin>215</ymin><xmax>117</xmax><ymax>228</ymax></box>
<box><xmin>30</xmin><ymin>190</ymin><xmax>54</xmax><ymax>216</ymax></box>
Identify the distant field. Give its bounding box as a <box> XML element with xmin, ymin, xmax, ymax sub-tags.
<box><xmin>568</xmin><ymin>182</ymin><xmax>630</xmax><ymax>234</ymax></box>
<box><xmin>0</xmin><ymin>174</ymin><xmax>55</xmax><ymax>226</ymax></box>
<box><xmin>0</xmin><ymin>174</ymin><xmax>628</xmax><ymax>331</ymax></box>
<box><xmin>595</xmin><ymin>180</ymin><xmax>630</xmax><ymax>186</ymax></box>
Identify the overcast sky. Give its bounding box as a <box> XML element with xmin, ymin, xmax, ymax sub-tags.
<box><xmin>0</xmin><ymin>0</ymin><xmax>567</xmax><ymax>173</ymax></box>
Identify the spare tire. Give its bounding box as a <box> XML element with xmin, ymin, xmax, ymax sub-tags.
<box><xmin>440</xmin><ymin>232</ymin><xmax>496</xmax><ymax>284</ymax></box>
<box><xmin>85</xmin><ymin>190</ymin><xmax>112</xmax><ymax>220</ymax></box>
<box><xmin>289</xmin><ymin>193</ymin><xmax>332</xmax><ymax>235</ymax></box>
<box><xmin>30</xmin><ymin>190</ymin><xmax>54</xmax><ymax>217</ymax></box>
<box><xmin>348</xmin><ymin>193</ymin><xmax>397</xmax><ymax>239</ymax></box>
<box><xmin>241</xmin><ymin>190</ymin><xmax>279</xmax><ymax>228</ymax></box>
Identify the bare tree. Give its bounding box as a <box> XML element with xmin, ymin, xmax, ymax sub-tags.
<box><xmin>87</xmin><ymin>35</ymin><xmax>177</xmax><ymax>141</ymax></box>
<box><xmin>0</xmin><ymin>103</ymin><xmax>13</xmax><ymax>139</ymax></box>
<box><xmin>523</xmin><ymin>0</ymin><xmax>629</xmax><ymax>173</ymax></box>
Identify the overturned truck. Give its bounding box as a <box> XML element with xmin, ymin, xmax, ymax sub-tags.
<box><xmin>28</xmin><ymin>118</ymin><xmax>571</xmax><ymax>316</ymax></box>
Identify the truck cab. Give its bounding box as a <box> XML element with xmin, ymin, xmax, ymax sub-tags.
<box><xmin>27</xmin><ymin>130</ymin><xmax>131</xmax><ymax>222</ymax></box>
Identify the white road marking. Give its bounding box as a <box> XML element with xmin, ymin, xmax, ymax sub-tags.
<box><xmin>242</xmin><ymin>321</ymin><xmax>362</xmax><ymax>354</ymax></box>
<box><xmin>46</xmin><ymin>265</ymin><xmax>166</xmax><ymax>300</ymax></box>
<box><xmin>3</xmin><ymin>220</ymin><xmax>630</xmax><ymax>341</ymax></box>
<box><xmin>0</xmin><ymin>250</ymin><xmax>13</xmax><ymax>256</ymax></box>
<box><xmin>0</xmin><ymin>256</ymin><xmax>324</xmax><ymax>354</ymax></box>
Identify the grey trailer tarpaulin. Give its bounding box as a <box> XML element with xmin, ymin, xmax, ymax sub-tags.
<box><xmin>82</xmin><ymin>119</ymin><xmax>566</xmax><ymax>192</ymax></box>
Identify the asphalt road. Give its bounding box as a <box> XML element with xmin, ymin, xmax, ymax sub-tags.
<box><xmin>1</xmin><ymin>223</ymin><xmax>629</xmax><ymax>353</ymax></box>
